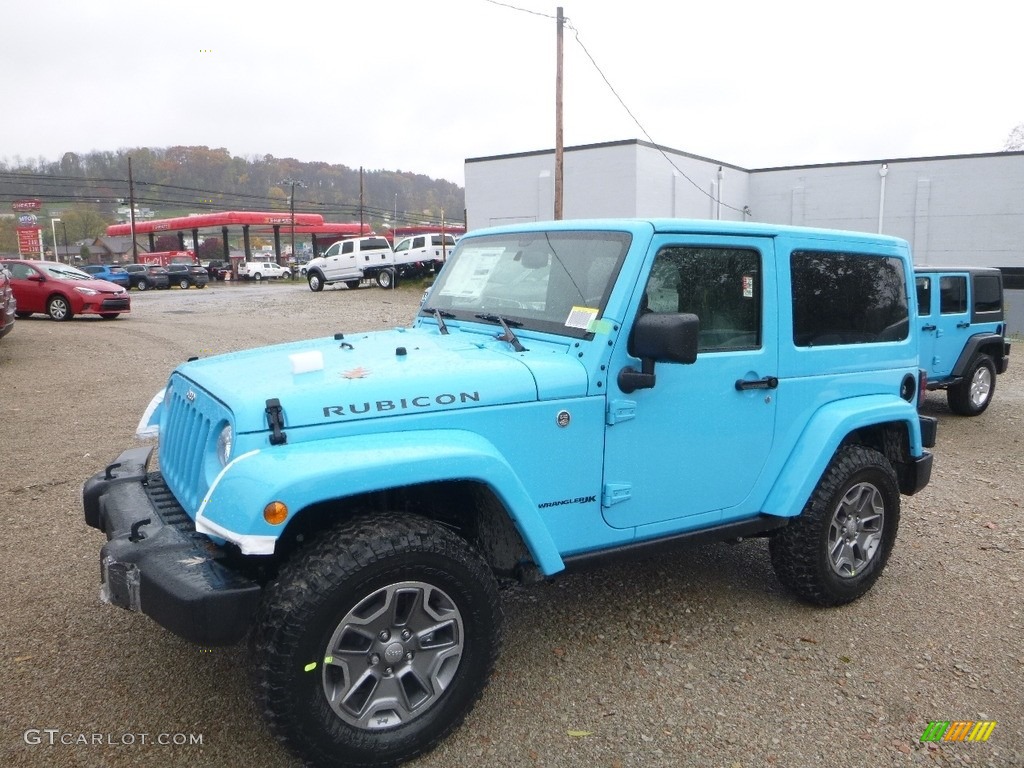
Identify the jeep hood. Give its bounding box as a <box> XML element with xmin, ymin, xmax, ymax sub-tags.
<box><xmin>176</xmin><ymin>326</ymin><xmax>588</xmax><ymax>432</ymax></box>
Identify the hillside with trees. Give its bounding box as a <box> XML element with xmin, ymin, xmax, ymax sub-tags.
<box><xmin>0</xmin><ymin>146</ymin><xmax>465</xmax><ymax>252</ymax></box>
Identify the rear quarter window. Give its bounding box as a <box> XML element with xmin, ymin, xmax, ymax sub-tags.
<box><xmin>973</xmin><ymin>274</ymin><xmax>1002</xmax><ymax>314</ymax></box>
<box><xmin>791</xmin><ymin>251</ymin><xmax>909</xmax><ymax>346</ymax></box>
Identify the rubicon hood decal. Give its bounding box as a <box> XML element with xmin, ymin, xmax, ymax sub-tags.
<box><xmin>323</xmin><ymin>390</ymin><xmax>481</xmax><ymax>418</ymax></box>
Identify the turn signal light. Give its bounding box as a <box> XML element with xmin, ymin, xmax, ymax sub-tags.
<box><xmin>264</xmin><ymin>501</ymin><xmax>288</xmax><ymax>526</ymax></box>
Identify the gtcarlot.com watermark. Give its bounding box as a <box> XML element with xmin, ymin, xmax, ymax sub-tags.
<box><xmin>24</xmin><ymin>729</ymin><xmax>203</xmax><ymax>747</ymax></box>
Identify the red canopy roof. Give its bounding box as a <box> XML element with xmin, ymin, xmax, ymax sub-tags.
<box><xmin>107</xmin><ymin>211</ymin><xmax>325</xmax><ymax>236</ymax></box>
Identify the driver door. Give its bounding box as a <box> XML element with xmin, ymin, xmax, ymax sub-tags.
<box><xmin>602</xmin><ymin>236</ymin><xmax>778</xmax><ymax>531</ymax></box>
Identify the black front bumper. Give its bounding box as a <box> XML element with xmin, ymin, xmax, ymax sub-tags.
<box><xmin>83</xmin><ymin>447</ymin><xmax>261</xmax><ymax>646</ymax></box>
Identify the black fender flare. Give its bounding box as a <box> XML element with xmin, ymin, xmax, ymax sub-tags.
<box><xmin>951</xmin><ymin>332</ymin><xmax>1007</xmax><ymax>377</ymax></box>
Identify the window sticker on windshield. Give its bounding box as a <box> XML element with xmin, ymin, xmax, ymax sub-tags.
<box><xmin>437</xmin><ymin>247</ymin><xmax>503</xmax><ymax>301</ymax></box>
<box><xmin>565</xmin><ymin>306</ymin><xmax>599</xmax><ymax>330</ymax></box>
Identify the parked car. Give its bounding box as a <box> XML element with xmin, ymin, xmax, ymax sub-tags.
<box><xmin>123</xmin><ymin>264</ymin><xmax>171</xmax><ymax>291</ymax></box>
<box><xmin>305</xmin><ymin>236</ymin><xmax>396</xmax><ymax>290</ymax></box>
<box><xmin>393</xmin><ymin>232</ymin><xmax>457</xmax><ymax>274</ymax></box>
<box><xmin>81</xmin><ymin>264</ymin><xmax>131</xmax><ymax>289</ymax></box>
<box><xmin>237</xmin><ymin>261</ymin><xmax>291</xmax><ymax>281</ymax></box>
<box><xmin>205</xmin><ymin>260</ymin><xmax>231</xmax><ymax>281</ymax></box>
<box><xmin>0</xmin><ymin>263</ymin><xmax>15</xmax><ymax>341</ymax></box>
<box><xmin>84</xmin><ymin>219</ymin><xmax>935</xmax><ymax>767</ymax></box>
<box><xmin>1</xmin><ymin>259</ymin><xmax>130</xmax><ymax>321</ymax></box>
<box><xmin>915</xmin><ymin>265</ymin><xmax>1011</xmax><ymax>415</ymax></box>
<box><xmin>165</xmin><ymin>264</ymin><xmax>210</xmax><ymax>289</ymax></box>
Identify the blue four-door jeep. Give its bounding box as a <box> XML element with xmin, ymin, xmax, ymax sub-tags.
<box><xmin>915</xmin><ymin>266</ymin><xmax>1011</xmax><ymax>415</ymax></box>
<box><xmin>84</xmin><ymin>219</ymin><xmax>936</xmax><ymax>768</ymax></box>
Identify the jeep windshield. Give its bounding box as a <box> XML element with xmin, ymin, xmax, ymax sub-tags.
<box><xmin>422</xmin><ymin>230</ymin><xmax>630</xmax><ymax>339</ymax></box>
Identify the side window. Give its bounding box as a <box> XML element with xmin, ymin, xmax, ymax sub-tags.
<box><xmin>413</xmin><ymin>237</ymin><xmax>426</xmax><ymax>249</ymax></box>
<box><xmin>643</xmin><ymin>246</ymin><xmax>762</xmax><ymax>352</ymax></box>
<box><xmin>973</xmin><ymin>274</ymin><xmax>1002</xmax><ymax>314</ymax></box>
<box><xmin>791</xmin><ymin>251</ymin><xmax>908</xmax><ymax>346</ymax></box>
<box><xmin>394</xmin><ymin>239</ymin><xmax>409</xmax><ymax>253</ymax></box>
<box><xmin>939</xmin><ymin>276</ymin><xmax>967</xmax><ymax>314</ymax></box>
<box><xmin>341</xmin><ymin>242</ymin><xmax>353</xmax><ymax>255</ymax></box>
<box><xmin>9</xmin><ymin>263</ymin><xmax>34</xmax><ymax>280</ymax></box>
<box><xmin>916</xmin><ymin>276</ymin><xmax>932</xmax><ymax>316</ymax></box>
<box><xmin>324</xmin><ymin>243</ymin><xmax>339</xmax><ymax>257</ymax></box>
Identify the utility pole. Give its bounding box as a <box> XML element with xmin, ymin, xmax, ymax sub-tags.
<box><xmin>359</xmin><ymin>166</ymin><xmax>365</xmax><ymax>233</ymax></box>
<box><xmin>554</xmin><ymin>6</ymin><xmax>564</xmax><ymax>220</ymax></box>
<box><xmin>282</xmin><ymin>178</ymin><xmax>306</xmax><ymax>280</ymax></box>
<box><xmin>128</xmin><ymin>156</ymin><xmax>138</xmax><ymax>263</ymax></box>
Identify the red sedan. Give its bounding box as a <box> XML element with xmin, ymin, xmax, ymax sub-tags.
<box><xmin>1</xmin><ymin>260</ymin><xmax>131</xmax><ymax>321</ymax></box>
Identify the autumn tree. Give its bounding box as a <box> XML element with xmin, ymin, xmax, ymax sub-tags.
<box><xmin>62</xmin><ymin>206</ymin><xmax>110</xmax><ymax>242</ymax></box>
<box><xmin>154</xmin><ymin>234</ymin><xmax>182</xmax><ymax>251</ymax></box>
<box><xmin>197</xmin><ymin>237</ymin><xmax>223</xmax><ymax>260</ymax></box>
<box><xmin>1004</xmin><ymin>124</ymin><xmax>1024</xmax><ymax>151</ymax></box>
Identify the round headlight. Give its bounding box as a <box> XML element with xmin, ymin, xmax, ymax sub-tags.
<box><xmin>217</xmin><ymin>424</ymin><xmax>233</xmax><ymax>465</ymax></box>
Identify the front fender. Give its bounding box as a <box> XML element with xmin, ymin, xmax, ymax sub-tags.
<box><xmin>195</xmin><ymin>429</ymin><xmax>565</xmax><ymax>574</ymax></box>
<box><xmin>762</xmin><ymin>396</ymin><xmax>924</xmax><ymax>518</ymax></box>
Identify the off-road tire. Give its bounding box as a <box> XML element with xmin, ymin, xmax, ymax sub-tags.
<box><xmin>308</xmin><ymin>272</ymin><xmax>325</xmax><ymax>292</ymax></box>
<box><xmin>769</xmin><ymin>445</ymin><xmax>899</xmax><ymax>606</ymax></box>
<box><xmin>252</xmin><ymin>513</ymin><xmax>502</xmax><ymax>768</ymax></box>
<box><xmin>947</xmin><ymin>353</ymin><xmax>996</xmax><ymax>416</ymax></box>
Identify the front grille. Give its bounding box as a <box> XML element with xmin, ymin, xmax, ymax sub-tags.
<box><xmin>160</xmin><ymin>375</ymin><xmax>228</xmax><ymax>514</ymax></box>
<box><xmin>100</xmin><ymin>298</ymin><xmax>131</xmax><ymax>310</ymax></box>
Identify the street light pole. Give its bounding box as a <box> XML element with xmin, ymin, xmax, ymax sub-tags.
<box><xmin>51</xmin><ymin>218</ymin><xmax>61</xmax><ymax>262</ymax></box>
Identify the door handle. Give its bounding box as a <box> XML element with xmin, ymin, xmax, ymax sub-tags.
<box><xmin>735</xmin><ymin>376</ymin><xmax>779</xmax><ymax>391</ymax></box>
<box><xmin>921</xmin><ymin>324</ymin><xmax>936</xmax><ymax>332</ymax></box>
<box><xmin>956</xmin><ymin>322</ymin><xmax>970</xmax><ymax>329</ymax></box>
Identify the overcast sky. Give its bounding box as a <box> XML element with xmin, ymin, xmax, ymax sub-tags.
<box><xmin>2</xmin><ymin>0</ymin><xmax>1019</xmax><ymax>185</ymax></box>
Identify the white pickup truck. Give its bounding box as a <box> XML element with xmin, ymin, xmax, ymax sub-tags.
<box><xmin>237</xmin><ymin>260</ymin><xmax>292</xmax><ymax>281</ymax></box>
<box><xmin>393</xmin><ymin>232</ymin><xmax>457</xmax><ymax>273</ymax></box>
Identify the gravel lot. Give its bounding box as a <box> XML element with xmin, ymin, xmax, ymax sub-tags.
<box><xmin>1</xmin><ymin>281</ymin><xmax>1021</xmax><ymax>768</ymax></box>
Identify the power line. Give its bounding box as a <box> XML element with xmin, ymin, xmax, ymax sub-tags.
<box><xmin>481</xmin><ymin>0</ymin><xmax>558</xmax><ymax>20</ymax></box>
<box><xmin>563</xmin><ymin>19</ymin><xmax>746</xmax><ymax>214</ymax></box>
<box><xmin>479</xmin><ymin>1</ymin><xmax>745</xmax><ymax>214</ymax></box>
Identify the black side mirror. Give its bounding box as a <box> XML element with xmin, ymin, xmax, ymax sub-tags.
<box><xmin>618</xmin><ymin>312</ymin><xmax>699</xmax><ymax>393</ymax></box>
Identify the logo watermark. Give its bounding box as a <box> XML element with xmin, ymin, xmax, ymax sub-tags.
<box><xmin>920</xmin><ymin>721</ymin><xmax>996</xmax><ymax>743</ymax></box>
<box><xmin>24</xmin><ymin>729</ymin><xmax>204</xmax><ymax>747</ymax></box>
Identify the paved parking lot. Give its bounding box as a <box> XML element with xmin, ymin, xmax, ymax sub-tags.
<box><xmin>1</xmin><ymin>281</ymin><xmax>1021</xmax><ymax>767</ymax></box>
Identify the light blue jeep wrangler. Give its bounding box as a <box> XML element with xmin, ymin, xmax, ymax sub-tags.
<box><xmin>915</xmin><ymin>266</ymin><xmax>1011</xmax><ymax>415</ymax></box>
<box><xmin>84</xmin><ymin>219</ymin><xmax>936</xmax><ymax>768</ymax></box>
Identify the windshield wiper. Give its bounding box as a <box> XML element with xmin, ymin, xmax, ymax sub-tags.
<box><xmin>474</xmin><ymin>313</ymin><xmax>527</xmax><ymax>352</ymax></box>
<box><xmin>422</xmin><ymin>307</ymin><xmax>454</xmax><ymax>335</ymax></box>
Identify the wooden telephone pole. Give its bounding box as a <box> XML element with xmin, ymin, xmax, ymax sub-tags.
<box><xmin>554</xmin><ymin>6</ymin><xmax>564</xmax><ymax>220</ymax></box>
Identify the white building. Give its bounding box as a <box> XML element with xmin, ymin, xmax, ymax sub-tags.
<box><xmin>465</xmin><ymin>139</ymin><xmax>1024</xmax><ymax>270</ymax></box>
